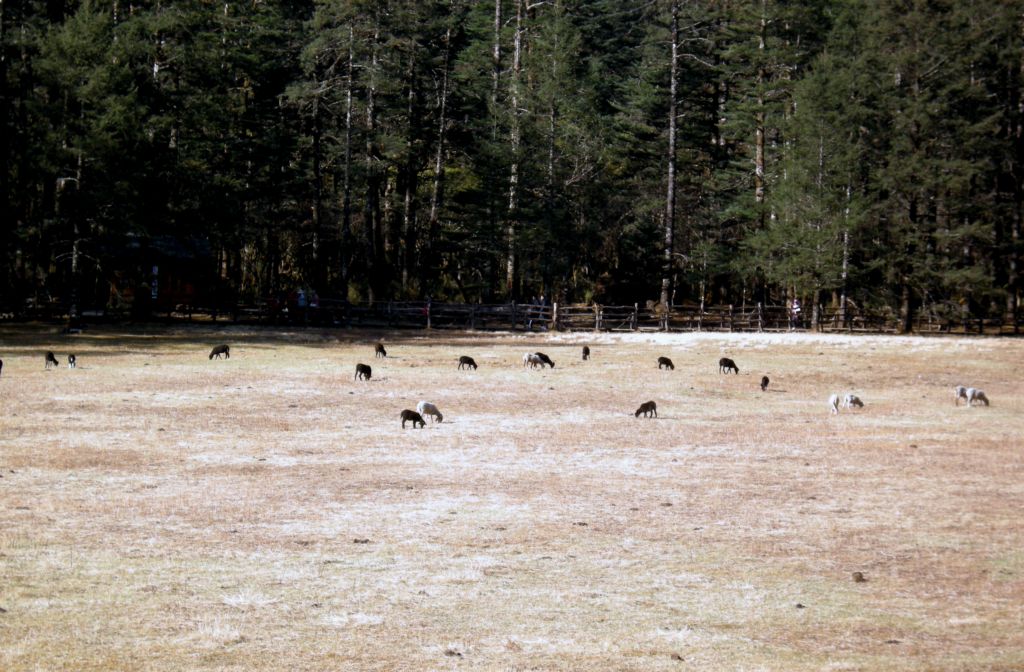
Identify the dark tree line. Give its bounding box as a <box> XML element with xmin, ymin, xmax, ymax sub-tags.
<box><xmin>2</xmin><ymin>0</ymin><xmax>1022</xmax><ymax>330</ymax></box>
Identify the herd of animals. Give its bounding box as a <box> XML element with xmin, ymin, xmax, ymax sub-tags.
<box><xmin>0</xmin><ymin>342</ymin><xmax>993</xmax><ymax>425</ymax></box>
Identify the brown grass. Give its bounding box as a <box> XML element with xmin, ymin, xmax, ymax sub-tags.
<box><xmin>1</xmin><ymin>325</ymin><xmax>1022</xmax><ymax>671</ymax></box>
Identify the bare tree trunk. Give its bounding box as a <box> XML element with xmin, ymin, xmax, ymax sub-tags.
<box><xmin>340</xmin><ymin>25</ymin><xmax>354</xmax><ymax>302</ymax></box>
<box><xmin>424</xmin><ymin>23</ymin><xmax>453</xmax><ymax>295</ymax></box>
<box><xmin>365</xmin><ymin>16</ymin><xmax>382</xmax><ymax>303</ymax></box>
<box><xmin>505</xmin><ymin>0</ymin><xmax>523</xmax><ymax>298</ymax></box>
<box><xmin>401</xmin><ymin>51</ymin><xmax>417</xmax><ymax>294</ymax></box>
<box><xmin>754</xmin><ymin>0</ymin><xmax>767</xmax><ymax>223</ymax></box>
<box><xmin>660</xmin><ymin>0</ymin><xmax>679</xmax><ymax>308</ymax></box>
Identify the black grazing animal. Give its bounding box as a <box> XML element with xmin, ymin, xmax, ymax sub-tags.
<box><xmin>400</xmin><ymin>409</ymin><xmax>426</xmax><ymax>428</ymax></box>
<box><xmin>582</xmin><ymin>346</ymin><xmax>590</xmax><ymax>361</ymax></box>
<box><xmin>657</xmin><ymin>356</ymin><xmax>674</xmax><ymax>370</ymax></box>
<box><xmin>534</xmin><ymin>352</ymin><xmax>555</xmax><ymax>368</ymax></box>
<box><xmin>68</xmin><ymin>354</ymin><xmax>77</xmax><ymax>369</ymax></box>
<box><xmin>45</xmin><ymin>351</ymin><xmax>59</xmax><ymax>369</ymax></box>
<box><xmin>458</xmin><ymin>355</ymin><xmax>478</xmax><ymax>370</ymax></box>
<box><xmin>718</xmin><ymin>357</ymin><xmax>739</xmax><ymax>374</ymax></box>
<box><xmin>635</xmin><ymin>400</ymin><xmax>658</xmax><ymax>418</ymax></box>
<box><xmin>0</xmin><ymin>358</ymin><xmax>3</xmax><ymax>378</ymax></box>
<box><xmin>354</xmin><ymin>363</ymin><xmax>372</xmax><ymax>381</ymax></box>
<box><xmin>375</xmin><ymin>343</ymin><xmax>387</xmax><ymax>358</ymax></box>
<box><xmin>760</xmin><ymin>375</ymin><xmax>769</xmax><ymax>391</ymax></box>
<box><xmin>209</xmin><ymin>344</ymin><xmax>230</xmax><ymax>360</ymax></box>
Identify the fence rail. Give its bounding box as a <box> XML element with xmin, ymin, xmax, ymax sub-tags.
<box><xmin>8</xmin><ymin>299</ymin><xmax>1022</xmax><ymax>335</ymax></box>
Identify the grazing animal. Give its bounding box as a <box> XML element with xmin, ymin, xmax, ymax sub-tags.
<box><xmin>67</xmin><ymin>354</ymin><xmax>76</xmax><ymax>369</ymax></box>
<box><xmin>954</xmin><ymin>385</ymin><xmax>969</xmax><ymax>406</ymax></box>
<box><xmin>967</xmin><ymin>388</ymin><xmax>990</xmax><ymax>406</ymax></box>
<box><xmin>45</xmin><ymin>351</ymin><xmax>59</xmax><ymax>369</ymax></box>
<box><xmin>534</xmin><ymin>352</ymin><xmax>555</xmax><ymax>368</ymax></box>
<box><xmin>828</xmin><ymin>393</ymin><xmax>840</xmax><ymax>415</ymax></box>
<box><xmin>718</xmin><ymin>357</ymin><xmax>739</xmax><ymax>374</ymax></box>
<box><xmin>416</xmin><ymin>401</ymin><xmax>444</xmax><ymax>423</ymax></box>
<box><xmin>842</xmin><ymin>393</ymin><xmax>864</xmax><ymax>409</ymax></box>
<box><xmin>354</xmin><ymin>363</ymin><xmax>372</xmax><ymax>381</ymax></box>
<box><xmin>458</xmin><ymin>355</ymin><xmax>478</xmax><ymax>370</ymax></box>
<box><xmin>582</xmin><ymin>346</ymin><xmax>590</xmax><ymax>361</ymax></box>
<box><xmin>635</xmin><ymin>400</ymin><xmax>658</xmax><ymax>418</ymax></box>
<box><xmin>657</xmin><ymin>356</ymin><xmax>674</xmax><ymax>370</ymax></box>
<box><xmin>760</xmin><ymin>375</ymin><xmax>770</xmax><ymax>392</ymax></box>
<box><xmin>523</xmin><ymin>352</ymin><xmax>541</xmax><ymax>368</ymax></box>
<box><xmin>0</xmin><ymin>358</ymin><xmax>3</xmax><ymax>378</ymax></box>
<box><xmin>209</xmin><ymin>344</ymin><xmax>230</xmax><ymax>360</ymax></box>
<box><xmin>375</xmin><ymin>343</ymin><xmax>387</xmax><ymax>358</ymax></box>
<box><xmin>400</xmin><ymin>409</ymin><xmax>426</xmax><ymax>428</ymax></box>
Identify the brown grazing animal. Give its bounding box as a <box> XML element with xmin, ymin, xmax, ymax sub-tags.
<box><xmin>635</xmin><ymin>400</ymin><xmax>658</xmax><ymax>418</ymax></box>
<box><xmin>45</xmin><ymin>351</ymin><xmax>59</xmax><ymax>368</ymax></box>
<box><xmin>718</xmin><ymin>357</ymin><xmax>739</xmax><ymax>374</ymax></box>
<box><xmin>534</xmin><ymin>352</ymin><xmax>555</xmax><ymax>368</ymax></box>
<box><xmin>657</xmin><ymin>356</ymin><xmax>674</xmax><ymax>370</ymax></box>
<box><xmin>209</xmin><ymin>344</ymin><xmax>230</xmax><ymax>359</ymax></box>
<box><xmin>354</xmin><ymin>363</ymin><xmax>372</xmax><ymax>381</ymax></box>
<box><xmin>375</xmin><ymin>343</ymin><xmax>387</xmax><ymax>358</ymax></box>
<box><xmin>582</xmin><ymin>346</ymin><xmax>590</xmax><ymax>360</ymax></box>
<box><xmin>400</xmin><ymin>409</ymin><xmax>426</xmax><ymax>428</ymax></box>
<box><xmin>67</xmin><ymin>354</ymin><xmax>77</xmax><ymax>369</ymax></box>
<box><xmin>760</xmin><ymin>375</ymin><xmax>769</xmax><ymax>391</ymax></box>
<box><xmin>458</xmin><ymin>355</ymin><xmax>478</xmax><ymax>370</ymax></box>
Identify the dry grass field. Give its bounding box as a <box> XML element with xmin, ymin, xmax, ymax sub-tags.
<box><xmin>1</xmin><ymin>325</ymin><xmax>1023</xmax><ymax>671</ymax></box>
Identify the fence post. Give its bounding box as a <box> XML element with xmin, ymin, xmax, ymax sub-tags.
<box><xmin>757</xmin><ymin>302</ymin><xmax>763</xmax><ymax>332</ymax></box>
<box><xmin>511</xmin><ymin>301</ymin><xmax>517</xmax><ymax>331</ymax></box>
<box><xmin>632</xmin><ymin>303</ymin><xmax>638</xmax><ymax>331</ymax></box>
<box><xmin>594</xmin><ymin>304</ymin><xmax>600</xmax><ymax>332</ymax></box>
<box><xmin>426</xmin><ymin>301</ymin><xmax>432</xmax><ymax>329</ymax></box>
<box><xmin>728</xmin><ymin>304</ymin><xmax>734</xmax><ymax>332</ymax></box>
<box><xmin>552</xmin><ymin>302</ymin><xmax>559</xmax><ymax>331</ymax></box>
<box><xmin>470</xmin><ymin>304</ymin><xmax>477</xmax><ymax>330</ymax></box>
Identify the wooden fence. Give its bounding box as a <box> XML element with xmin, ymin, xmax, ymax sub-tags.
<box><xmin>117</xmin><ymin>300</ymin><xmax>1021</xmax><ymax>335</ymax></box>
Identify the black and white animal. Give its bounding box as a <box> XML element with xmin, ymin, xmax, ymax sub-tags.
<box><xmin>458</xmin><ymin>355</ymin><xmax>478</xmax><ymax>370</ymax></box>
<box><xmin>523</xmin><ymin>352</ymin><xmax>542</xmax><ymax>368</ymax></box>
<box><xmin>45</xmin><ymin>351</ymin><xmax>59</xmax><ymax>369</ymax></box>
<box><xmin>718</xmin><ymin>357</ymin><xmax>739</xmax><ymax>374</ymax></box>
<box><xmin>657</xmin><ymin>356</ymin><xmax>674</xmax><ymax>370</ymax></box>
<box><xmin>209</xmin><ymin>344</ymin><xmax>230</xmax><ymax>360</ymax></box>
<box><xmin>67</xmin><ymin>354</ymin><xmax>76</xmax><ymax>369</ymax></box>
<box><xmin>966</xmin><ymin>388</ymin><xmax>990</xmax><ymax>406</ymax></box>
<box><xmin>534</xmin><ymin>352</ymin><xmax>555</xmax><ymax>368</ymax></box>
<box><xmin>635</xmin><ymin>400</ymin><xmax>658</xmax><ymax>418</ymax></box>
<box><xmin>400</xmin><ymin>409</ymin><xmax>426</xmax><ymax>428</ymax></box>
<box><xmin>954</xmin><ymin>385</ymin><xmax>969</xmax><ymax>406</ymax></box>
<box><xmin>582</xmin><ymin>346</ymin><xmax>590</xmax><ymax>361</ymax></box>
<box><xmin>416</xmin><ymin>401</ymin><xmax>443</xmax><ymax>423</ymax></box>
<box><xmin>760</xmin><ymin>375</ymin><xmax>770</xmax><ymax>392</ymax></box>
<box><xmin>354</xmin><ymin>363</ymin><xmax>372</xmax><ymax>381</ymax></box>
<box><xmin>842</xmin><ymin>393</ymin><xmax>864</xmax><ymax>409</ymax></box>
<box><xmin>828</xmin><ymin>393</ymin><xmax>840</xmax><ymax>415</ymax></box>
<box><xmin>375</xmin><ymin>343</ymin><xmax>387</xmax><ymax>358</ymax></box>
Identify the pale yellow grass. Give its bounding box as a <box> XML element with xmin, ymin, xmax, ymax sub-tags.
<box><xmin>1</xmin><ymin>325</ymin><xmax>1022</xmax><ymax>671</ymax></box>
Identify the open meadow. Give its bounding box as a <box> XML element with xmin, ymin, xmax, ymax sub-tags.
<box><xmin>1</xmin><ymin>325</ymin><xmax>1023</xmax><ymax>671</ymax></box>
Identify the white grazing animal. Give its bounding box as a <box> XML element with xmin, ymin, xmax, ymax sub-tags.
<box><xmin>828</xmin><ymin>393</ymin><xmax>840</xmax><ymax>415</ymax></box>
<box><xmin>416</xmin><ymin>400</ymin><xmax>444</xmax><ymax>423</ymax></box>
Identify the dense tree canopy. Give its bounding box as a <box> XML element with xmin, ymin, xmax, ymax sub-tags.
<box><xmin>2</xmin><ymin>0</ymin><xmax>1021</xmax><ymax>329</ymax></box>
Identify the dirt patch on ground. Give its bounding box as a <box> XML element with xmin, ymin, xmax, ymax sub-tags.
<box><xmin>1</xmin><ymin>325</ymin><xmax>1022</xmax><ymax>670</ymax></box>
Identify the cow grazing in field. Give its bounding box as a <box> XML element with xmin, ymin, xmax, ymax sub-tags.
<box><xmin>842</xmin><ymin>393</ymin><xmax>864</xmax><ymax>409</ymax></box>
<box><xmin>967</xmin><ymin>388</ymin><xmax>990</xmax><ymax>406</ymax></box>
<box><xmin>375</xmin><ymin>343</ymin><xmax>387</xmax><ymax>358</ymax></box>
<box><xmin>635</xmin><ymin>401</ymin><xmax>658</xmax><ymax>418</ymax></box>
<box><xmin>354</xmin><ymin>363</ymin><xmax>372</xmax><ymax>381</ymax></box>
<box><xmin>45</xmin><ymin>351</ymin><xmax>59</xmax><ymax>369</ymax></box>
<box><xmin>719</xmin><ymin>357</ymin><xmax>739</xmax><ymax>374</ymax></box>
<box><xmin>209</xmin><ymin>344</ymin><xmax>230</xmax><ymax>360</ymax></box>
<box><xmin>458</xmin><ymin>356</ymin><xmax>478</xmax><ymax>370</ymax></box>
<box><xmin>828</xmin><ymin>393</ymin><xmax>840</xmax><ymax>415</ymax></box>
<box><xmin>416</xmin><ymin>401</ymin><xmax>444</xmax><ymax>423</ymax></box>
<box><xmin>400</xmin><ymin>410</ymin><xmax>426</xmax><ymax>428</ymax></box>
<box><xmin>67</xmin><ymin>354</ymin><xmax>76</xmax><ymax>369</ymax></box>
<box><xmin>760</xmin><ymin>375</ymin><xmax>770</xmax><ymax>392</ymax></box>
<box><xmin>534</xmin><ymin>352</ymin><xmax>555</xmax><ymax>368</ymax></box>
<box><xmin>582</xmin><ymin>346</ymin><xmax>590</xmax><ymax>361</ymax></box>
<box><xmin>657</xmin><ymin>356</ymin><xmax>674</xmax><ymax>370</ymax></box>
